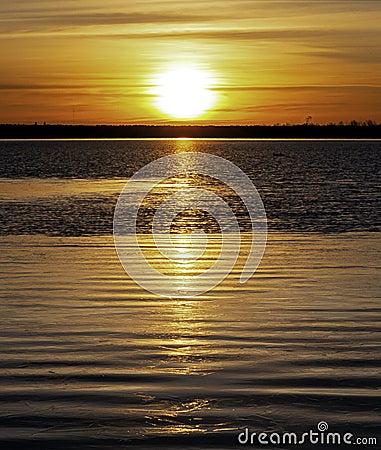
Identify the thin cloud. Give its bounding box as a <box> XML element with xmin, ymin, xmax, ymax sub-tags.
<box><xmin>300</xmin><ymin>50</ymin><xmax>381</xmax><ymax>64</ymax></box>
<box><xmin>0</xmin><ymin>12</ymin><xmax>218</xmax><ymax>35</ymax></box>
<box><xmin>212</xmin><ymin>85</ymin><xmax>381</xmax><ymax>92</ymax></box>
<box><xmin>0</xmin><ymin>83</ymin><xmax>150</xmax><ymax>90</ymax></box>
<box><xmin>81</xmin><ymin>28</ymin><xmax>312</xmax><ymax>42</ymax></box>
<box><xmin>79</xmin><ymin>27</ymin><xmax>380</xmax><ymax>43</ymax></box>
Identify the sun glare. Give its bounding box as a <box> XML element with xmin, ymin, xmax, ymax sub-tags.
<box><xmin>154</xmin><ymin>68</ymin><xmax>216</xmax><ymax>119</ymax></box>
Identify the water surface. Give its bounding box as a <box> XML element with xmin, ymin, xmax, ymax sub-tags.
<box><xmin>0</xmin><ymin>140</ymin><xmax>380</xmax><ymax>449</ymax></box>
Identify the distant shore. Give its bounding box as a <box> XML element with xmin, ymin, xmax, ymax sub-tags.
<box><xmin>1</xmin><ymin>124</ymin><xmax>381</xmax><ymax>139</ymax></box>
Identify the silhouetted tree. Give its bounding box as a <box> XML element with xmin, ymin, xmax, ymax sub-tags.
<box><xmin>304</xmin><ymin>115</ymin><xmax>313</xmax><ymax>125</ymax></box>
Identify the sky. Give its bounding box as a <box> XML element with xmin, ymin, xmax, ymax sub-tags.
<box><xmin>0</xmin><ymin>0</ymin><xmax>380</xmax><ymax>125</ymax></box>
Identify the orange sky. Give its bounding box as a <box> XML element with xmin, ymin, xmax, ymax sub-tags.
<box><xmin>0</xmin><ymin>0</ymin><xmax>380</xmax><ymax>125</ymax></box>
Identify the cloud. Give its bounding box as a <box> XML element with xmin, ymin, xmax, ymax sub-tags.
<box><xmin>74</xmin><ymin>27</ymin><xmax>381</xmax><ymax>45</ymax></box>
<box><xmin>212</xmin><ymin>85</ymin><xmax>381</xmax><ymax>92</ymax></box>
<box><xmin>0</xmin><ymin>11</ymin><xmax>217</xmax><ymax>36</ymax></box>
<box><xmin>80</xmin><ymin>28</ymin><xmax>325</xmax><ymax>41</ymax></box>
<box><xmin>0</xmin><ymin>83</ymin><xmax>150</xmax><ymax>90</ymax></box>
<box><xmin>299</xmin><ymin>50</ymin><xmax>381</xmax><ymax>64</ymax></box>
<box><xmin>2</xmin><ymin>83</ymin><xmax>379</xmax><ymax>95</ymax></box>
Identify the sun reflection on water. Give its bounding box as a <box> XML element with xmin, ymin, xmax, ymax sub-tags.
<box><xmin>155</xmin><ymin>299</ymin><xmax>215</xmax><ymax>376</ymax></box>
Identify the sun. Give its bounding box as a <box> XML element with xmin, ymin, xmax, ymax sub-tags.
<box><xmin>154</xmin><ymin>68</ymin><xmax>216</xmax><ymax>119</ymax></box>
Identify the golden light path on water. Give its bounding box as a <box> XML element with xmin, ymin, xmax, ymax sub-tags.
<box><xmin>0</xmin><ymin>232</ymin><xmax>380</xmax><ymax>442</ymax></box>
<box><xmin>0</xmin><ymin>139</ymin><xmax>380</xmax><ymax>445</ymax></box>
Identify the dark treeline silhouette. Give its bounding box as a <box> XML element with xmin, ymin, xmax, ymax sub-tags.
<box><xmin>1</xmin><ymin>123</ymin><xmax>380</xmax><ymax>139</ymax></box>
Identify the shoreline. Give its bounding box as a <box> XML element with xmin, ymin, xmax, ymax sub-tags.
<box><xmin>1</xmin><ymin>124</ymin><xmax>381</xmax><ymax>139</ymax></box>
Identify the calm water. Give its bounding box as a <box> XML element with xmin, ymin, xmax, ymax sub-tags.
<box><xmin>0</xmin><ymin>140</ymin><xmax>380</xmax><ymax>449</ymax></box>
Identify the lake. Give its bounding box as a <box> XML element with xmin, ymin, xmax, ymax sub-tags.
<box><xmin>0</xmin><ymin>139</ymin><xmax>380</xmax><ymax>449</ymax></box>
